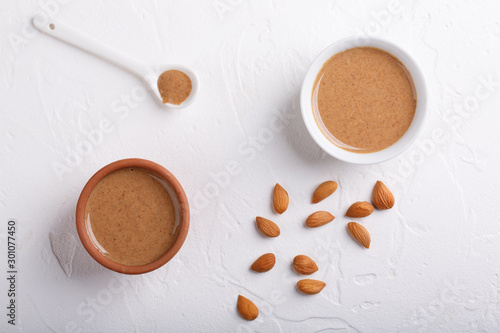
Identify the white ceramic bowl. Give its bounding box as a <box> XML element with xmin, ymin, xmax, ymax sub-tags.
<box><xmin>300</xmin><ymin>36</ymin><xmax>428</xmax><ymax>164</ymax></box>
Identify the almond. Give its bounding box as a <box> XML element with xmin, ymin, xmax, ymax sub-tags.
<box><xmin>372</xmin><ymin>180</ymin><xmax>395</xmax><ymax>210</ymax></box>
<box><xmin>347</xmin><ymin>222</ymin><xmax>371</xmax><ymax>249</ymax></box>
<box><xmin>273</xmin><ymin>183</ymin><xmax>289</xmax><ymax>214</ymax></box>
<box><xmin>251</xmin><ymin>253</ymin><xmax>276</xmax><ymax>273</ymax></box>
<box><xmin>312</xmin><ymin>181</ymin><xmax>338</xmax><ymax>203</ymax></box>
<box><xmin>256</xmin><ymin>217</ymin><xmax>280</xmax><ymax>237</ymax></box>
<box><xmin>293</xmin><ymin>255</ymin><xmax>319</xmax><ymax>275</ymax></box>
<box><xmin>296</xmin><ymin>279</ymin><xmax>326</xmax><ymax>295</ymax></box>
<box><xmin>345</xmin><ymin>201</ymin><xmax>374</xmax><ymax>218</ymax></box>
<box><xmin>237</xmin><ymin>295</ymin><xmax>259</xmax><ymax>321</ymax></box>
<box><xmin>305</xmin><ymin>211</ymin><xmax>335</xmax><ymax>228</ymax></box>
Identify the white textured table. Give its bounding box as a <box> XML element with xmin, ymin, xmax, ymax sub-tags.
<box><xmin>2</xmin><ymin>1</ymin><xmax>500</xmax><ymax>332</ymax></box>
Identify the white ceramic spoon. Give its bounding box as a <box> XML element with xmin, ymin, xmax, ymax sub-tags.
<box><xmin>32</xmin><ymin>13</ymin><xmax>198</xmax><ymax>109</ymax></box>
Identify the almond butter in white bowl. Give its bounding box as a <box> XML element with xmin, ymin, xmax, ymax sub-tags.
<box><xmin>300</xmin><ymin>36</ymin><xmax>428</xmax><ymax>164</ymax></box>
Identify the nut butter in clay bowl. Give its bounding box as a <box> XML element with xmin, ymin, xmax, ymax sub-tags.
<box><xmin>76</xmin><ymin>159</ymin><xmax>189</xmax><ymax>274</ymax></box>
<box><xmin>300</xmin><ymin>36</ymin><xmax>428</xmax><ymax>164</ymax></box>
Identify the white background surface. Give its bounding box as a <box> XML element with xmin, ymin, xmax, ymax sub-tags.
<box><xmin>1</xmin><ymin>0</ymin><xmax>500</xmax><ymax>332</ymax></box>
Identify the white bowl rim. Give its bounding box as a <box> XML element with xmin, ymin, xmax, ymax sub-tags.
<box><xmin>300</xmin><ymin>36</ymin><xmax>428</xmax><ymax>164</ymax></box>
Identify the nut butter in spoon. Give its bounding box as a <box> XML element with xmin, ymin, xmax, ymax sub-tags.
<box><xmin>157</xmin><ymin>70</ymin><xmax>193</xmax><ymax>105</ymax></box>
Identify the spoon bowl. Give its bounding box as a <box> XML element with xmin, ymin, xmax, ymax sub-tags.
<box><xmin>148</xmin><ymin>65</ymin><xmax>199</xmax><ymax>109</ymax></box>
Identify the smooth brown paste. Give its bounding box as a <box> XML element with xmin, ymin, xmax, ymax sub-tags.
<box><xmin>157</xmin><ymin>70</ymin><xmax>192</xmax><ymax>105</ymax></box>
<box><xmin>84</xmin><ymin>167</ymin><xmax>180</xmax><ymax>266</ymax></box>
<box><xmin>312</xmin><ymin>47</ymin><xmax>416</xmax><ymax>153</ymax></box>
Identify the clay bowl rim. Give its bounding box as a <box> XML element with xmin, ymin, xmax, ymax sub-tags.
<box><xmin>75</xmin><ymin>158</ymin><xmax>190</xmax><ymax>275</ymax></box>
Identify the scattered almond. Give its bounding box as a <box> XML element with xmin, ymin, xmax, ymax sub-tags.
<box><xmin>251</xmin><ymin>253</ymin><xmax>276</xmax><ymax>273</ymax></box>
<box><xmin>256</xmin><ymin>217</ymin><xmax>280</xmax><ymax>237</ymax></box>
<box><xmin>273</xmin><ymin>183</ymin><xmax>289</xmax><ymax>214</ymax></box>
<box><xmin>305</xmin><ymin>211</ymin><xmax>335</xmax><ymax>228</ymax></box>
<box><xmin>347</xmin><ymin>222</ymin><xmax>371</xmax><ymax>249</ymax></box>
<box><xmin>293</xmin><ymin>255</ymin><xmax>319</xmax><ymax>275</ymax></box>
<box><xmin>237</xmin><ymin>295</ymin><xmax>259</xmax><ymax>321</ymax></box>
<box><xmin>297</xmin><ymin>279</ymin><xmax>326</xmax><ymax>295</ymax></box>
<box><xmin>312</xmin><ymin>181</ymin><xmax>338</xmax><ymax>203</ymax></box>
<box><xmin>345</xmin><ymin>201</ymin><xmax>374</xmax><ymax>218</ymax></box>
<box><xmin>372</xmin><ymin>180</ymin><xmax>395</xmax><ymax>210</ymax></box>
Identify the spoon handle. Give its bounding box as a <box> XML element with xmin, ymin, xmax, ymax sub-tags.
<box><xmin>32</xmin><ymin>13</ymin><xmax>151</xmax><ymax>80</ymax></box>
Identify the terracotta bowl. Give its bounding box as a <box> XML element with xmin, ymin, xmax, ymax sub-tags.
<box><xmin>76</xmin><ymin>158</ymin><xmax>189</xmax><ymax>274</ymax></box>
